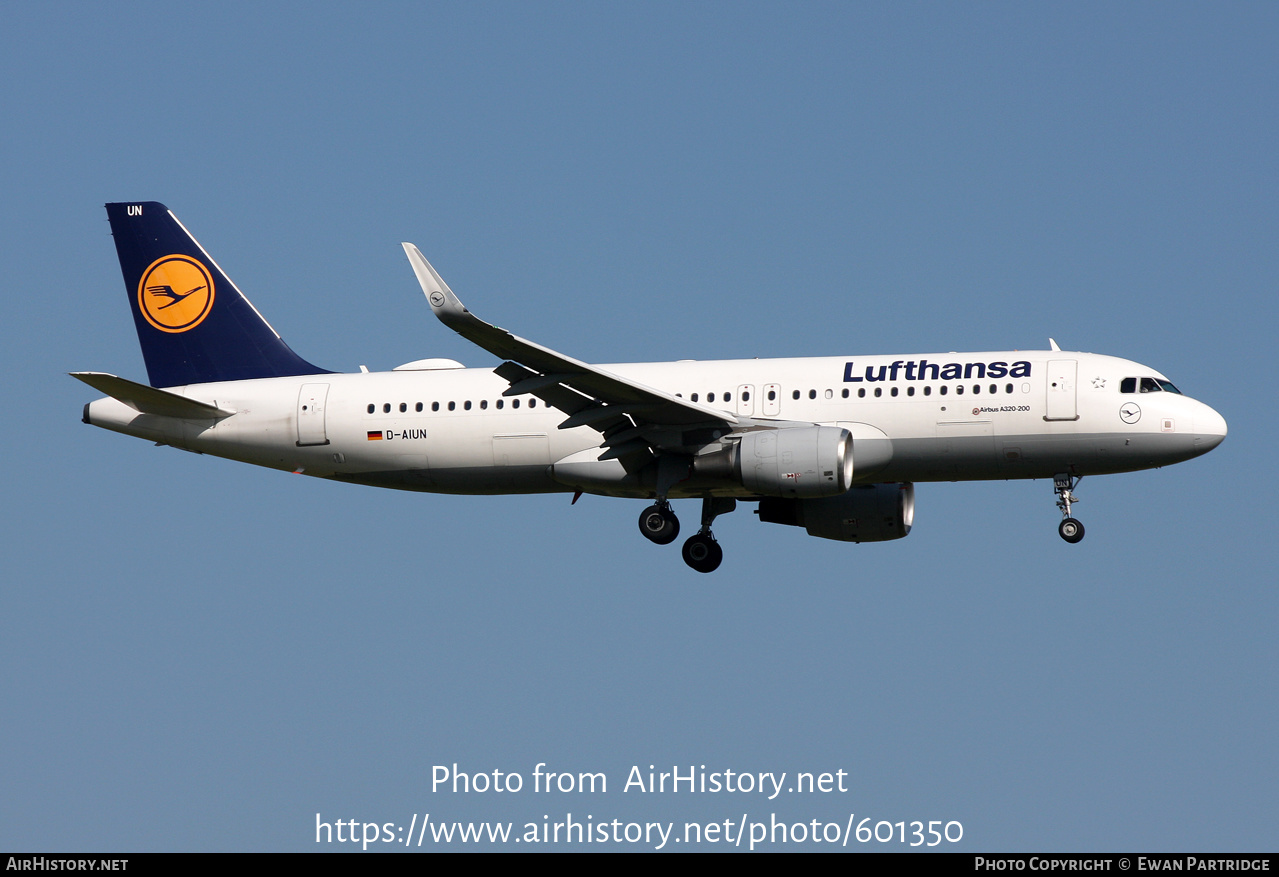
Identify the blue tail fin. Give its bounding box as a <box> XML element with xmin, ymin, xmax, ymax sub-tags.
<box><xmin>106</xmin><ymin>202</ymin><xmax>331</xmax><ymax>387</ymax></box>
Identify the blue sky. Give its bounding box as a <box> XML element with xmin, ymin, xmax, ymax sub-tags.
<box><xmin>2</xmin><ymin>2</ymin><xmax>1275</xmax><ymax>851</ymax></box>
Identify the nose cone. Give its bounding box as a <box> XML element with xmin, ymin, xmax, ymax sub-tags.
<box><xmin>1194</xmin><ymin>404</ymin><xmax>1228</xmax><ymax>455</ymax></box>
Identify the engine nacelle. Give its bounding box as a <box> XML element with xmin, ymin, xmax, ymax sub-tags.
<box><xmin>733</xmin><ymin>426</ymin><xmax>854</xmax><ymax>498</ymax></box>
<box><xmin>757</xmin><ymin>482</ymin><xmax>915</xmax><ymax>542</ymax></box>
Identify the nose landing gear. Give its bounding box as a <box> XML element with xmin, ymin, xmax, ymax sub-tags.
<box><xmin>1058</xmin><ymin>517</ymin><xmax>1085</xmax><ymax>543</ymax></box>
<box><xmin>1054</xmin><ymin>474</ymin><xmax>1085</xmax><ymax>544</ymax></box>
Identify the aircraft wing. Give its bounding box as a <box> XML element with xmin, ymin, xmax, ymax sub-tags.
<box><xmin>402</xmin><ymin>244</ymin><xmax>735</xmax><ymax>459</ymax></box>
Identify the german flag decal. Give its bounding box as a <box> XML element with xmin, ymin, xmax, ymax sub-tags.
<box><xmin>367</xmin><ymin>431</ymin><xmax>383</xmax><ymax>441</ymax></box>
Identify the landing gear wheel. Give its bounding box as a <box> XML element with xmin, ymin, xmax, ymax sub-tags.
<box><xmin>1058</xmin><ymin>517</ymin><xmax>1085</xmax><ymax>544</ymax></box>
<box><xmin>682</xmin><ymin>533</ymin><xmax>723</xmax><ymax>573</ymax></box>
<box><xmin>638</xmin><ymin>504</ymin><xmax>680</xmax><ymax>545</ymax></box>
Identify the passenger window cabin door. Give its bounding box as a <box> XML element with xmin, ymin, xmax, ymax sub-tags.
<box><xmin>763</xmin><ymin>383</ymin><xmax>781</xmax><ymax>416</ymax></box>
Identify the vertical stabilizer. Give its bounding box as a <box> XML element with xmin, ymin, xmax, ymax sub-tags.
<box><xmin>105</xmin><ymin>202</ymin><xmax>330</xmax><ymax>387</ymax></box>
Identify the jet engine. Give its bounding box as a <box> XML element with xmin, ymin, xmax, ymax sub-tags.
<box><xmin>756</xmin><ymin>482</ymin><xmax>915</xmax><ymax>542</ymax></box>
<box><xmin>694</xmin><ymin>426</ymin><xmax>854</xmax><ymax>499</ymax></box>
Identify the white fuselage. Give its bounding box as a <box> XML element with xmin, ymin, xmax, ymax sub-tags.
<box><xmin>85</xmin><ymin>350</ymin><xmax>1227</xmax><ymax>500</ymax></box>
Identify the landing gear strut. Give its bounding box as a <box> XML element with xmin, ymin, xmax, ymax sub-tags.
<box><xmin>1054</xmin><ymin>474</ymin><xmax>1085</xmax><ymax>544</ymax></box>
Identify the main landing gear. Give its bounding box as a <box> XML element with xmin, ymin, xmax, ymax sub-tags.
<box><xmin>1053</xmin><ymin>474</ymin><xmax>1085</xmax><ymax>544</ymax></box>
<box><xmin>638</xmin><ymin>497</ymin><xmax>736</xmax><ymax>573</ymax></box>
<box><xmin>638</xmin><ymin>501</ymin><xmax>680</xmax><ymax>545</ymax></box>
<box><xmin>681</xmin><ymin>533</ymin><xmax>722</xmax><ymax>574</ymax></box>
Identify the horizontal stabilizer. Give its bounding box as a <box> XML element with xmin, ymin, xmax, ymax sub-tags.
<box><xmin>70</xmin><ymin>372</ymin><xmax>233</xmax><ymax>420</ymax></box>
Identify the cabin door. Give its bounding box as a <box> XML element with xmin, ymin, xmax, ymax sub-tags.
<box><xmin>1044</xmin><ymin>360</ymin><xmax>1078</xmax><ymax>421</ymax></box>
<box><xmin>296</xmin><ymin>383</ymin><xmax>331</xmax><ymax>446</ymax></box>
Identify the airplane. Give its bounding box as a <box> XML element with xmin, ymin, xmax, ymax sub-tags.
<box><xmin>75</xmin><ymin>202</ymin><xmax>1228</xmax><ymax>572</ymax></box>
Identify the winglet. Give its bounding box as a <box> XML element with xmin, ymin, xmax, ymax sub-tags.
<box><xmin>399</xmin><ymin>242</ymin><xmax>532</xmax><ymax>365</ymax></box>
<box><xmin>402</xmin><ymin>243</ymin><xmax>472</xmax><ymax>328</ymax></box>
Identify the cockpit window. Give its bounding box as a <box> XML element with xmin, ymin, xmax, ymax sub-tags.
<box><xmin>1131</xmin><ymin>376</ymin><xmax>1183</xmax><ymax>395</ymax></box>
